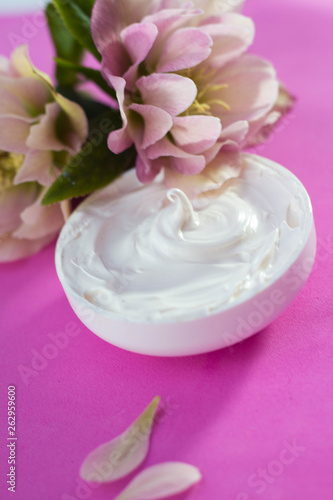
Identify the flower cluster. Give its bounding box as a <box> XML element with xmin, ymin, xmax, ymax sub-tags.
<box><xmin>0</xmin><ymin>0</ymin><xmax>293</xmax><ymax>262</ymax></box>
<box><xmin>0</xmin><ymin>46</ymin><xmax>88</xmax><ymax>261</ymax></box>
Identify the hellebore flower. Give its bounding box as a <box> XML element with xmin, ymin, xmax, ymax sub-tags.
<box><xmin>0</xmin><ymin>46</ymin><xmax>88</xmax><ymax>262</ymax></box>
<box><xmin>91</xmin><ymin>0</ymin><xmax>279</xmax><ymax>186</ymax></box>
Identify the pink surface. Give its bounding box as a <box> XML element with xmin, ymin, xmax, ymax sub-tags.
<box><xmin>1</xmin><ymin>1</ymin><xmax>333</xmax><ymax>499</ymax></box>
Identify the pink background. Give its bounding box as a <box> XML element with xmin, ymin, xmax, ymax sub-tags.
<box><xmin>1</xmin><ymin>1</ymin><xmax>333</xmax><ymax>499</ymax></box>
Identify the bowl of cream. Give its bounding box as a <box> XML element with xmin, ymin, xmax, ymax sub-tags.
<box><xmin>55</xmin><ymin>154</ymin><xmax>316</xmax><ymax>356</ymax></box>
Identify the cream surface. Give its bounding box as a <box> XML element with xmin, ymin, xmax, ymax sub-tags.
<box><xmin>57</xmin><ymin>155</ymin><xmax>309</xmax><ymax>323</ymax></box>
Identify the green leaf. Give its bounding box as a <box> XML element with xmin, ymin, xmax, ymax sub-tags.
<box><xmin>46</xmin><ymin>3</ymin><xmax>84</xmax><ymax>86</ymax></box>
<box><xmin>52</xmin><ymin>0</ymin><xmax>101</xmax><ymax>60</ymax></box>
<box><xmin>72</xmin><ymin>0</ymin><xmax>96</xmax><ymax>16</ymax></box>
<box><xmin>55</xmin><ymin>58</ymin><xmax>116</xmax><ymax>99</ymax></box>
<box><xmin>42</xmin><ymin>111</ymin><xmax>136</xmax><ymax>205</ymax></box>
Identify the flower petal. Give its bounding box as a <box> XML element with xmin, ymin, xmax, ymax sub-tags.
<box><xmin>26</xmin><ymin>102</ymin><xmax>65</xmax><ymax>152</ymax></box>
<box><xmin>0</xmin><ymin>232</ymin><xmax>55</xmax><ymax>263</ymax></box>
<box><xmin>159</xmin><ymin>0</ymin><xmax>245</xmax><ymax>15</ymax></box>
<box><xmin>107</xmin><ymin>78</ymin><xmax>133</xmax><ymax>154</ymax></box>
<box><xmin>171</xmin><ymin>115</ymin><xmax>221</xmax><ymax>154</ymax></box>
<box><xmin>164</xmin><ymin>150</ymin><xmax>242</xmax><ymax>198</ymax></box>
<box><xmin>147</xmin><ymin>138</ymin><xmax>206</xmax><ymax>174</ymax></box>
<box><xmin>156</xmin><ymin>27</ymin><xmax>212</xmax><ymax>73</ymax></box>
<box><xmin>0</xmin><ymin>117</ymin><xmax>30</xmax><ymax>154</ymax></box>
<box><xmin>211</xmin><ymin>54</ymin><xmax>279</xmax><ymax>127</ymax></box>
<box><xmin>129</xmin><ymin>103</ymin><xmax>173</xmax><ymax>149</ymax></box>
<box><xmin>114</xmin><ymin>462</ymin><xmax>201</xmax><ymax>500</ymax></box>
<box><xmin>201</xmin><ymin>13</ymin><xmax>254</xmax><ymax>68</ymax></box>
<box><xmin>14</xmin><ymin>150</ymin><xmax>54</xmax><ymax>187</ymax></box>
<box><xmin>13</xmin><ymin>194</ymin><xmax>65</xmax><ymax>240</ymax></box>
<box><xmin>80</xmin><ymin>397</ymin><xmax>160</xmax><ymax>483</ymax></box>
<box><xmin>92</xmin><ymin>0</ymin><xmax>158</xmax><ymax>53</ymax></box>
<box><xmin>136</xmin><ymin>74</ymin><xmax>197</xmax><ymax>117</ymax></box>
<box><xmin>136</xmin><ymin>154</ymin><xmax>164</xmax><ymax>183</ymax></box>
<box><xmin>0</xmin><ymin>183</ymin><xmax>38</xmax><ymax>234</ymax></box>
<box><xmin>121</xmin><ymin>23</ymin><xmax>158</xmax><ymax>66</ymax></box>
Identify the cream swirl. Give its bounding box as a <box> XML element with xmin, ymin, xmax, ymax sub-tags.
<box><xmin>58</xmin><ymin>155</ymin><xmax>309</xmax><ymax>323</ymax></box>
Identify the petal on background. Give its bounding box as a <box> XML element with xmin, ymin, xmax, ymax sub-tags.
<box><xmin>201</xmin><ymin>13</ymin><xmax>254</xmax><ymax>68</ymax></box>
<box><xmin>114</xmin><ymin>462</ymin><xmax>201</xmax><ymax>500</ymax></box>
<box><xmin>0</xmin><ymin>117</ymin><xmax>30</xmax><ymax>154</ymax></box>
<box><xmin>129</xmin><ymin>103</ymin><xmax>173</xmax><ymax>149</ymax></box>
<box><xmin>210</xmin><ymin>54</ymin><xmax>279</xmax><ymax>127</ymax></box>
<box><xmin>80</xmin><ymin>397</ymin><xmax>160</xmax><ymax>483</ymax></box>
<box><xmin>171</xmin><ymin>115</ymin><xmax>221</xmax><ymax>154</ymax></box>
<box><xmin>136</xmin><ymin>74</ymin><xmax>197</xmax><ymax>117</ymax></box>
<box><xmin>53</xmin><ymin>93</ymin><xmax>89</xmax><ymax>151</ymax></box>
<box><xmin>14</xmin><ymin>150</ymin><xmax>54</xmax><ymax>187</ymax></box>
<box><xmin>156</xmin><ymin>27</ymin><xmax>212</xmax><ymax>73</ymax></box>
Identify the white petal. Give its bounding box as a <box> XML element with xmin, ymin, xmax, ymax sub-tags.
<box><xmin>115</xmin><ymin>462</ymin><xmax>201</xmax><ymax>500</ymax></box>
<box><xmin>80</xmin><ymin>397</ymin><xmax>160</xmax><ymax>483</ymax></box>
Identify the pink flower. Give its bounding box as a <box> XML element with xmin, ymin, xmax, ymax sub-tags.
<box><xmin>91</xmin><ymin>0</ymin><xmax>279</xmax><ymax>185</ymax></box>
<box><xmin>0</xmin><ymin>46</ymin><xmax>88</xmax><ymax>262</ymax></box>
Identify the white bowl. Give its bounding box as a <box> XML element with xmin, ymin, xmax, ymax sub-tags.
<box><xmin>55</xmin><ymin>154</ymin><xmax>316</xmax><ymax>356</ymax></box>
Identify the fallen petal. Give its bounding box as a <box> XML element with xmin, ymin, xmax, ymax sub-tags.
<box><xmin>115</xmin><ymin>462</ymin><xmax>201</xmax><ymax>500</ymax></box>
<box><xmin>80</xmin><ymin>396</ymin><xmax>160</xmax><ymax>483</ymax></box>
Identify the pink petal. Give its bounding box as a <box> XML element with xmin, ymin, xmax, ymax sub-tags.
<box><xmin>114</xmin><ymin>462</ymin><xmax>201</xmax><ymax>500</ymax></box>
<box><xmin>0</xmin><ymin>233</ymin><xmax>55</xmax><ymax>263</ymax></box>
<box><xmin>201</xmin><ymin>13</ymin><xmax>254</xmax><ymax>68</ymax></box>
<box><xmin>0</xmin><ymin>117</ymin><xmax>30</xmax><ymax>154</ymax></box>
<box><xmin>129</xmin><ymin>103</ymin><xmax>173</xmax><ymax>149</ymax></box>
<box><xmin>121</xmin><ymin>23</ymin><xmax>158</xmax><ymax>65</ymax></box>
<box><xmin>136</xmin><ymin>73</ymin><xmax>197</xmax><ymax>116</ymax></box>
<box><xmin>171</xmin><ymin>154</ymin><xmax>206</xmax><ymax>175</ymax></box>
<box><xmin>171</xmin><ymin>115</ymin><xmax>221</xmax><ymax>154</ymax></box>
<box><xmin>80</xmin><ymin>397</ymin><xmax>160</xmax><ymax>483</ymax></box>
<box><xmin>91</xmin><ymin>0</ymin><xmax>157</xmax><ymax>52</ymax></box>
<box><xmin>143</xmin><ymin>7</ymin><xmax>203</xmax><ymax>68</ymax></box>
<box><xmin>156</xmin><ymin>27</ymin><xmax>212</xmax><ymax>73</ymax></box>
<box><xmin>136</xmin><ymin>154</ymin><xmax>164</xmax><ymax>183</ymax></box>
<box><xmin>14</xmin><ymin>150</ymin><xmax>54</xmax><ymax>187</ymax></box>
<box><xmin>0</xmin><ymin>76</ymin><xmax>50</xmax><ymax>120</ymax></box>
<box><xmin>0</xmin><ymin>183</ymin><xmax>38</xmax><ymax>234</ymax></box>
<box><xmin>26</xmin><ymin>102</ymin><xmax>65</xmax><ymax>152</ymax></box>
<box><xmin>108</xmin><ymin>127</ymin><xmax>133</xmax><ymax>154</ymax></box>
<box><xmin>211</xmin><ymin>54</ymin><xmax>279</xmax><ymax>127</ymax></box>
<box><xmin>164</xmin><ymin>150</ymin><xmax>242</xmax><ymax>198</ymax></box>
<box><xmin>102</xmin><ymin>39</ymin><xmax>132</xmax><ymax>80</ymax></box>
<box><xmin>14</xmin><ymin>194</ymin><xmax>65</xmax><ymax>240</ymax></box>
<box><xmin>107</xmin><ymin>78</ymin><xmax>133</xmax><ymax>154</ymax></box>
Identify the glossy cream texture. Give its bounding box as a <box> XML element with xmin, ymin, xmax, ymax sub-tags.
<box><xmin>58</xmin><ymin>155</ymin><xmax>309</xmax><ymax>323</ymax></box>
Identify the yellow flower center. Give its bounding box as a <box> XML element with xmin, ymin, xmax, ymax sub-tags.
<box><xmin>0</xmin><ymin>151</ymin><xmax>24</xmax><ymax>190</ymax></box>
<box><xmin>180</xmin><ymin>68</ymin><xmax>230</xmax><ymax>116</ymax></box>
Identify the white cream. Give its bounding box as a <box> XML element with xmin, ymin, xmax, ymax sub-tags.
<box><xmin>57</xmin><ymin>154</ymin><xmax>310</xmax><ymax>323</ymax></box>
